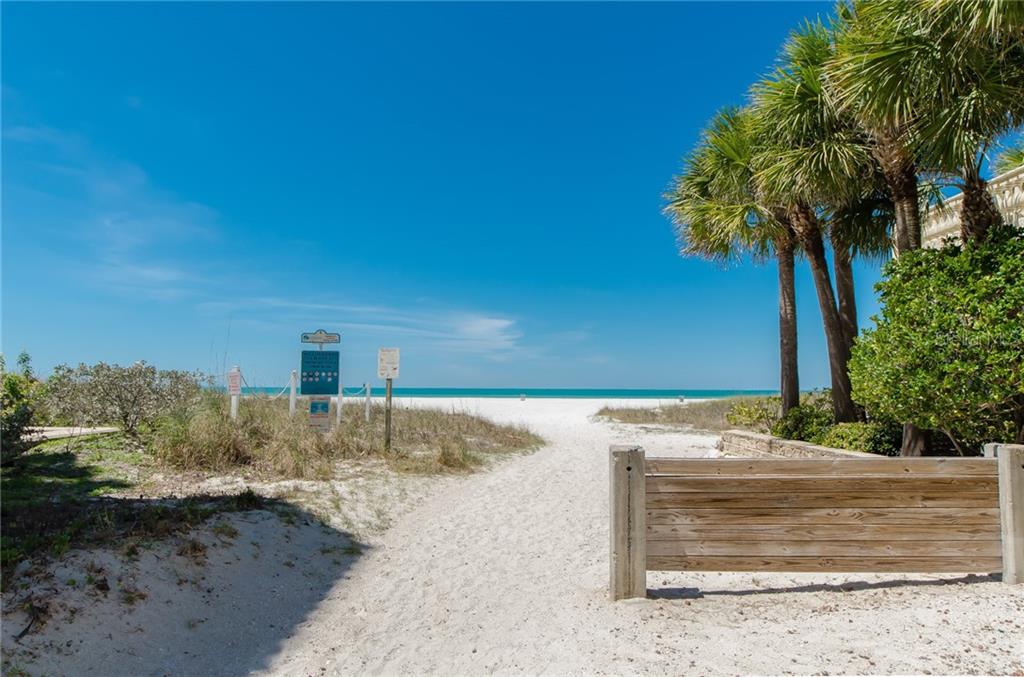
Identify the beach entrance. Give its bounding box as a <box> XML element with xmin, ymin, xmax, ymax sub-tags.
<box><xmin>610</xmin><ymin>445</ymin><xmax>1024</xmax><ymax>600</ymax></box>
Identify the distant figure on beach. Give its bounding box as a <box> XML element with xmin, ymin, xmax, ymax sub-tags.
<box><xmin>520</xmin><ymin>393</ymin><xmax>526</xmax><ymax>401</ymax></box>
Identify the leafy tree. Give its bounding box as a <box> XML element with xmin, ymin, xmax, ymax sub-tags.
<box><xmin>849</xmin><ymin>226</ymin><xmax>1024</xmax><ymax>452</ymax></box>
<box><xmin>665</xmin><ymin>108</ymin><xmax>801</xmax><ymax>414</ymax></box>
<box><xmin>46</xmin><ymin>361</ymin><xmax>208</xmax><ymax>436</ymax></box>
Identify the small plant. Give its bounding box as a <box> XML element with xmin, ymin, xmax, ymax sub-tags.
<box><xmin>211</xmin><ymin>522</ymin><xmax>239</xmax><ymax>540</ymax></box>
<box><xmin>176</xmin><ymin>538</ymin><xmax>207</xmax><ymax>563</ymax></box>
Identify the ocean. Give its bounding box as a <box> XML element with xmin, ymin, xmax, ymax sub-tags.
<box><xmin>235</xmin><ymin>387</ymin><xmax>776</xmax><ymax>399</ymax></box>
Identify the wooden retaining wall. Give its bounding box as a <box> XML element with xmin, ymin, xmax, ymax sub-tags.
<box><xmin>609</xmin><ymin>444</ymin><xmax>1024</xmax><ymax>600</ymax></box>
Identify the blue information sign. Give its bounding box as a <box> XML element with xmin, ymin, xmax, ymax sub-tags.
<box><xmin>300</xmin><ymin>350</ymin><xmax>340</xmax><ymax>395</ymax></box>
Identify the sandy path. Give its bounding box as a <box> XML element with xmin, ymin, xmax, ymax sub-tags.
<box><xmin>266</xmin><ymin>398</ymin><xmax>1024</xmax><ymax>675</ymax></box>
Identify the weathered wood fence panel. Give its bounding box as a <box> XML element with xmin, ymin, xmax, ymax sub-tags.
<box><xmin>609</xmin><ymin>444</ymin><xmax>1024</xmax><ymax>599</ymax></box>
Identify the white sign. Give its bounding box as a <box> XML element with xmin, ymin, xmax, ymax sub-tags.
<box><xmin>227</xmin><ymin>369</ymin><xmax>242</xmax><ymax>396</ymax></box>
<box><xmin>377</xmin><ymin>348</ymin><xmax>400</xmax><ymax>379</ymax></box>
<box><xmin>301</xmin><ymin>329</ymin><xmax>341</xmax><ymax>344</ymax></box>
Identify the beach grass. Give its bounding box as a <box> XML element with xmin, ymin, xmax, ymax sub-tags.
<box><xmin>596</xmin><ymin>396</ymin><xmax>771</xmax><ymax>432</ymax></box>
<box><xmin>153</xmin><ymin>394</ymin><xmax>543</xmax><ymax>478</ymax></box>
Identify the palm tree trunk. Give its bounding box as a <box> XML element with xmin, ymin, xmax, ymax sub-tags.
<box><xmin>833</xmin><ymin>244</ymin><xmax>858</xmax><ymax>355</ymax></box>
<box><xmin>873</xmin><ymin>139</ymin><xmax>920</xmax><ymax>254</ymax></box>
<box><xmin>790</xmin><ymin>206</ymin><xmax>857</xmax><ymax>423</ymax></box>
<box><xmin>874</xmin><ymin>136</ymin><xmax>929</xmax><ymax>454</ymax></box>
<box><xmin>959</xmin><ymin>170</ymin><xmax>1002</xmax><ymax>242</ymax></box>
<box><xmin>776</xmin><ymin>233</ymin><xmax>799</xmax><ymax>415</ymax></box>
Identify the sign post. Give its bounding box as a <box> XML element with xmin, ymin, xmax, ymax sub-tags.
<box><xmin>377</xmin><ymin>348</ymin><xmax>399</xmax><ymax>452</ymax></box>
<box><xmin>301</xmin><ymin>347</ymin><xmax>340</xmax><ymax>432</ymax></box>
<box><xmin>228</xmin><ymin>366</ymin><xmax>242</xmax><ymax>420</ymax></box>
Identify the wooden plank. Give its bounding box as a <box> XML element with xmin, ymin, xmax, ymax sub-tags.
<box><xmin>646</xmin><ymin>507</ymin><xmax>1001</xmax><ymax>526</ymax></box>
<box><xmin>645</xmin><ymin>492</ymin><xmax>998</xmax><ymax>509</ymax></box>
<box><xmin>646</xmin><ymin>539</ymin><xmax>1001</xmax><ymax>558</ymax></box>
<box><xmin>609</xmin><ymin>446</ymin><xmax>646</xmax><ymax>600</ymax></box>
<box><xmin>646</xmin><ymin>555</ymin><xmax>1003</xmax><ymax>573</ymax></box>
<box><xmin>645</xmin><ymin>457</ymin><xmax>997</xmax><ymax>476</ymax></box>
<box><xmin>645</xmin><ymin>475</ymin><xmax>997</xmax><ymax>494</ymax></box>
<box><xmin>997</xmin><ymin>444</ymin><xmax>1024</xmax><ymax>584</ymax></box>
<box><xmin>646</xmin><ymin>523</ymin><xmax>1001</xmax><ymax>541</ymax></box>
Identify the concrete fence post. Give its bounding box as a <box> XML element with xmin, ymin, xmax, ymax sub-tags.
<box><xmin>610</xmin><ymin>445</ymin><xmax>646</xmax><ymax>600</ymax></box>
<box><xmin>995</xmin><ymin>443</ymin><xmax>1024</xmax><ymax>584</ymax></box>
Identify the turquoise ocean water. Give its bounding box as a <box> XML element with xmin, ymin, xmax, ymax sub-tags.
<box><xmin>238</xmin><ymin>387</ymin><xmax>776</xmax><ymax>399</ymax></box>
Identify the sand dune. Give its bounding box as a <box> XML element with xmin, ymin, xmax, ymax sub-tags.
<box><xmin>4</xmin><ymin>397</ymin><xmax>1022</xmax><ymax>675</ymax></box>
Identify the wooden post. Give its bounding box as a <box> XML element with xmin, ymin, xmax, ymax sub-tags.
<box><xmin>229</xmin><ymin>366</ymin><xmax>240</xmax><ymax>420</ymax></box>
<box><xmin>610</xmin><ymin>445</ymin><xmax>646</xmax><ymax>600</ymax></box>
<box><xmin>364</xmin><ymin>382</ymin><xmax>371</xmax><ymax>423</ymax></box>
<box><xmin>289</xmin><ymin>370</ymin><xmax>297</xmax><ymax>417</ymax></box>
<box><xmin>384</xmin><ymin>378</ymin><xmax>393</xmax><ymax>453</ymax></box>
<box><xmin>996</xmin><ymin>444</ymin><xmax>1024</xmax><ymax>584</ymax></box>
<box><xmin>342</xmin><ymin>372</ymin><xmax>350</xmax><ymax>426</ymax></box>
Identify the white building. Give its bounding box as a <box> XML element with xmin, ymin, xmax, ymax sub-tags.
<box><xmin>921</xmin><ymin>164</ymin><xmax>1024</xmax><ymax>248</ymax></box>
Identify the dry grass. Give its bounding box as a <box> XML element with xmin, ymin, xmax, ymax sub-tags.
<box><xmin>596</xmin><ymin>397</ymin><xmax>769</xmax><ymax>433</ymax></box>
<box><xmin>153</xmin><ymin>394</ymin><xmax>543</xmax><ymax>479</ymax></box>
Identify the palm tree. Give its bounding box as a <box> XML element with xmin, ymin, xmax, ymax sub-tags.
<box><xmin>752</xmin><ymin>19</ymin><xmax>879</xmax><ymax>423</ymax></box>
<box><xmin>665</xmin><ymin>108</ymin><xmax>801</xmax><ymax>414</ymax></box>
<box><xmin>831</xmin><ymin>0</ymin><xmax>1024</xmax><ymax>243</ymax></box>
<box><xmin>827</xmin><ymin>2</ymin><xmax>924</xmax><ymax>255</ymax></box>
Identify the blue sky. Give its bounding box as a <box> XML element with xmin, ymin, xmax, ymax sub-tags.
<box><xmin>1</xmin><ymin>1</ymin><xmax>897</xmax><ymax>390</ymax></box>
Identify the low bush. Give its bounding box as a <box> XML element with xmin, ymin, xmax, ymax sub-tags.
<box><xmin>813</xmin><ymin>421</ymin><xmax>902</xmax><ymax>456</ymax></box>
<box><xmin>725</xmin><ymin>396</ymin><xmax>783</xmax><ymax>433</ymax></box>
<box><xmin>46</xmin><ymin>361</ymin><xmax>207</xmax><ymax>435</ymax></box>
<box><xmin>770</xmin><ymin>396</ymin><xmax>834</xmax><ymax>442</ymax></box>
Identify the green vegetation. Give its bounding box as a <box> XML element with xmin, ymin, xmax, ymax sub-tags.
<box><xmin>46</xmin><ymin>361</ymin><xmax>207</xmax><ymax>435</ymax></box>
<box><xmin>665</xmin><ymin>2</ymin><xmax>1023</xmax><ymax>454</ymax></box>
<box><xmin>769</xmin><ymin>398</ymin><xmax>835</xmax><ymax>443</ymax></box>
<box><xmin>1</xmin><ymin>352</ymin><xmax>46</xmax><ymax>466</ymax></box>
<box><xmin>850</xmin><ymin>227</ymin><xmax>1024</xmax><ymax>453</ymax></box>
<box><xmin>601</xmin><ymin>392</ymin><xmax>903</xmax><ymax>456</ymax></box>
<box><xmin>815</xmin><ymin>422</ymin><xmax>902</xmax><ymax>457</ymax></box>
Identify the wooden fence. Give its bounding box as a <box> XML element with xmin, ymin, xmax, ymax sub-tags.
<box><xmin>609</xmin><ymin>444</ymin><xmax>1024</xmax><ymax>600</ymax></box>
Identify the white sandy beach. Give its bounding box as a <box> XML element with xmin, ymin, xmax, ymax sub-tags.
<box><xmin>4</xmin><ymin>397</ymin><xmax>1023</xmax><ymax>676</ymax></box>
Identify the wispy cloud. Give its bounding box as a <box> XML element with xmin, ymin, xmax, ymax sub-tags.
<box><xmin>197</xmin><ymin>295</ymin><xmax>529</xmax><ymax>359</ymax></box>
<box><xmin>4</xmin><ymin>123</ymin><xmax>219</xmax><ymax>300</ymax></box>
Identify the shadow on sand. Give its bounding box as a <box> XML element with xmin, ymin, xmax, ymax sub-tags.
<box><xmin>648</xmin><ymin>573</ymin><xmax>1001</xmax><ymax>600</ymax></box>
<box><xmin>2</xmin><ymin>447</ymin><xmax>367</xmax><ymax>676</ymax></box>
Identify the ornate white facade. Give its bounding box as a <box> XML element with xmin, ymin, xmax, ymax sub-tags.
<box><xmin>921</xmin><ymin>164</ymin><xmax>1024</xmax><ymax>248</ymax></box>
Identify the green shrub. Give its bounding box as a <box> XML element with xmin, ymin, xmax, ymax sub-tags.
<box><xmin>725</xmin><ymin>396</ymin><xmax>783</xmax><ymax>433</ymax></box>
<box><xmin>850</xmin><ymin>226</ymin><xmax>1024</xmax><ymax>453</ymax></box>
<box><xmin>46</xmin><ymin>361</ymin><xmax>208</xmax><ymax>435</ymax></box>
<box><xmin>771</xmin><ymin>400</ymin><xmax>834</xmax><ymax>442</ymax></box>
<box><xmin>1</xmin><ymin>352</ymin><xmax>43</xmax><ymax>466</ymax></box>
<box><xmin>813</xmin><ymin>421</ymin><xmax>902</xmax><ymax>456</ymax></box>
